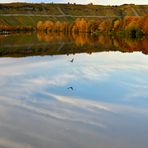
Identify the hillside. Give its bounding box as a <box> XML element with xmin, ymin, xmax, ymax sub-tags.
<box><xmin>0</xmin><ymin>3</ymin><xmax>148</xmax><ymax>27</ymax></box>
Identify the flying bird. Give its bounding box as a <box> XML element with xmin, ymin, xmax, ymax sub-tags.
<box><xmin>67</xmin><ymin>87</ymin><xmax>73</xmax><ymax>91</ymax></box>
<box><xmin>70</xmin><ymin>58</ymin><xmax>74</xmax><ymax>63</ymax></box>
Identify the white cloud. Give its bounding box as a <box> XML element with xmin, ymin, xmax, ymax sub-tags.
<box><xmin>30</xmin><ymin>73</ymin><xmax>76</xmax><ymax>86</ymax></box>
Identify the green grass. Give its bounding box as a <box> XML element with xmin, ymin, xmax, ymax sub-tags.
<box><xmin>0</xmin><ymin>15</ymin><xmax>72</xmax><ymax>27</ymax></box>
<box><xmin>0</xmin><ymin>3</ymin><xmax>148</xmax><ymax>27</ymax></box>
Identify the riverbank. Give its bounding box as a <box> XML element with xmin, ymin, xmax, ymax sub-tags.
<box><xmin>0</xmin><ymin>3</ymin><xmax>148</xmax><ymax>27</ymax></box>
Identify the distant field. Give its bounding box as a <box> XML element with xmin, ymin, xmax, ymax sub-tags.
<box><xmin>0</xmin><ymin>3</ymin><xmax>148</xmax><ymax>27</ymax></box>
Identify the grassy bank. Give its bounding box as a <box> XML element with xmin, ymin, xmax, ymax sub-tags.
<box><xmin>0</xmin><ymin>3</ymin><xmax>148</xmax><ymax>27</ymax></box>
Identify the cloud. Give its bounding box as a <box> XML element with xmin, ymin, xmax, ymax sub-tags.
<box><xmin>30</xmin><ymin>73</ymin><xmax>76</xmax><ymax>86</ymax></box>
<box><xmin>47</xmin><ymin>92</ymin><xmax>112</xmax><ymax>112</ymax></box>
<box><xmin>0</xmin><ymin>94</ymin><xmax>107</xmax><ymax>128</ymax></box>
<box><xmin>122</xmin><ymin>80</ymin><xmax>148</xmax><ymax>101</ymax></box>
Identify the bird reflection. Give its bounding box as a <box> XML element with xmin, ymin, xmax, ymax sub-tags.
<box><xmin>67</xmin><ymin>87</ymin><xmax>74</xmax><ymax>91</ymax></box>
<box><xmin>70</xmin><ymin>58</ymin><xmax>74</xmax><ymax>63</ymax></box>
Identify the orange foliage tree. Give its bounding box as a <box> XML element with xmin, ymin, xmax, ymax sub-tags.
<box><xmin>36</xmin><ymin>15</ymin><xmax>148</xmax><ymax>37</ymax></box>
<box><xmin>99</xmin><ymin>20</ymin><xmax>112</xmax><ymax>33</ymax></box>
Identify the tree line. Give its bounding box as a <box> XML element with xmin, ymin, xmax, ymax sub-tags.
<box><xmin>37</xmin><ymin>15</ymin><xmax>148</xmax><ymax>38</ymax></box>
<box><xmin>0</xmin><ymin>15</ymin><xmax>147</xmax><ymax>38</ymax></box>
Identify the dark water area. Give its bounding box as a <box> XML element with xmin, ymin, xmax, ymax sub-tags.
<box><xmin>0</xmin><ymin>33</ymin><xmax>148</xmax><ymax>148</ymax></box>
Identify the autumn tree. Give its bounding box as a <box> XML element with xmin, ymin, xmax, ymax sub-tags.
<box><xmin>44</xmin><ymin>20</ymin><xmax>54</xmax><ymax>32</ymax></box>
<box><xmin>99</xmin><ymin>20</ymin><xmax>112</xmax><ymax>33</ymax></box>
<box><xmin>36</xmin><ymin>16</ymin><xmax>147</xmax><ymax>38</ymax></box>
<box><xmin>72</xmin><ymin>18</ymin><xmax>89</xmax><ymax>33</ymax></box>
<box><xmin>112</xmin><ymin>19</ymin><xmax>123</xmax><ymax>31</ymax></box>
<box><xmin>88</xmin><ymin>19</ymin><xmax>100</xmax><ymax>33</ymax></box>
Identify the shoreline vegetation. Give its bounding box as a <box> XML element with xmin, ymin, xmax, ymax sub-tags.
<box><xmin>0</xmin><ymin>3</ymin><xmax>148</xmax><ymax>38</ymax></box>
<box><xmin>0</xmin><ymin>15</ymin><xmax>148</xmax><ymax>38</ymax></box>
<box><xmin>36</xmin><ymin>15</ymin><xmax>148</xmax><ymax>38</ymax></box>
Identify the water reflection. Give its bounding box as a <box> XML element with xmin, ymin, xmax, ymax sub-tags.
<box><xmin>0</xmin><ymin>52</ymin><xmax>148</xmax><ymax>148</ymax></box>
<box><xmin>0</xmin><ymin>32</ymin><xmax>148</xmax><ymax>57</ymax></box>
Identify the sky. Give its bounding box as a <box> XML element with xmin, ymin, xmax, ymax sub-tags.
<box><xmin>0</xmin><ymin>0</ymin><xmax>148</xmax><ymax>5</ymax></box>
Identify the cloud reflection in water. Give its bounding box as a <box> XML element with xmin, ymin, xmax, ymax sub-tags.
<box><xmin>0</xmin><ymin>52</ymin><xmax>148</xmax><ymax>148</ymax></box>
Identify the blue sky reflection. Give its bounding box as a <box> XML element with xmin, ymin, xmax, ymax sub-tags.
<box><xmin>0</xmin><ymin>52</ymin><xmax>148</xmax><ymax>148</ymax></box>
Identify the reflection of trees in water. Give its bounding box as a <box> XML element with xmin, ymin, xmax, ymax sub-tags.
<box><xmin>37</xmin><ymin>32</ymin><xmax>112</xmax><ymax>46</ymax></box>
<box><xmin>0</xmin><ymin>35</ymin><xmax>6</xmax><ymax>40</ymax></box>
<box><xmin>36</xmin><ymin>32</ymin><xmax>148</xmax><ymax>54</ymax></box>
<box><xmin>112</xmin><ymin>36</ymin><xmax>148</xmax><ymax>54</ymax></box>
<box><xmin>142</xmin><ymin>39</ymin><xmax>148</xmax><ymax>54</ymax></box>
<box><xmin>0</xmin><ymin>32</ymin><xmax>148</xmax><ymax>57</ymax></box>
<box><xmin>37</xmin><ymin>32</ymin><xmax>69</xmax><ymax>42</ymax></box>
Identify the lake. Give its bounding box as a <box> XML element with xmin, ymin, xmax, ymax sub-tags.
<box><xmin>0</xmin><ymin>33</ymin><xmax>148</xmax><ymax>148</ymax></box>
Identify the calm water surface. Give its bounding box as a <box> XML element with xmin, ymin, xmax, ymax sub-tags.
<box><xmin>0</xmin><ymin>33</ymin><xmax>148</xmax><ymax>148</ymax></box>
